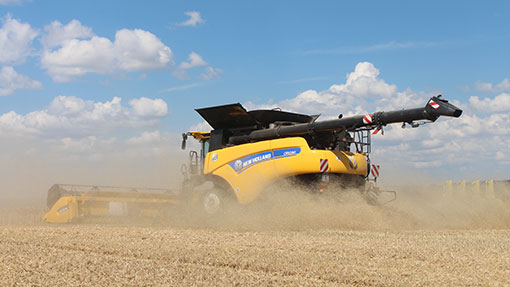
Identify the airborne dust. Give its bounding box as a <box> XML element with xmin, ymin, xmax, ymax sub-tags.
<box><xmin>169</xmin><ymin>180</ymin><xmax>510</xmax><ymax>231</ymax></box>
<box><xmin>1</xmin><ymin>142</ymin><xmax>509</xmax><ymax>231</ymax></box>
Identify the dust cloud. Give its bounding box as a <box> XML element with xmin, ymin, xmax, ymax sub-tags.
<box><xmin>0</xmin><ymin>138</ymin><xmax>185</xmax><ymax>208</ymax></box>
<box><xmin>158</xmin><ymin>180</ymin><xmax>510</xmax><ymax>232</ymax></box>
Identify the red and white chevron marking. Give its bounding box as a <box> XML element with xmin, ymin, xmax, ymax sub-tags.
<box><xmin>362</xmin><ymin>114</ymin><xmax>373</xmax><ymax>124</ymax></box>
<box><xmin>320</xmin><ymin>159</ymin><xmax>329</xmax><ymax>173</ymax></box>
<box><xmin>428</xmin><ymin>100</ymin><xmax>440</xmax><ymax>109</ymax></box>
<box><xmin>371</xmin><ymin>164</ymin><xmax>380</xmax><ymax>178</ymax></box>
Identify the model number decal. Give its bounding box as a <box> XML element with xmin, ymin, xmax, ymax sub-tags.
<box><xmin>228</xmin><ymin>147</ymin><xmax>301</xmax><ymax>174</ymax></box>
<box><xmin>57</xmin><ymin>205</ymin><xmax>69</xmax><ymax>214</ymax></box>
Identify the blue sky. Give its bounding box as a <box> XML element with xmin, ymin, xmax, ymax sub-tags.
<box><xmin>0</xmin><ymin>0</ymin><xmax>509</xmax><ymax>190</ymax></box>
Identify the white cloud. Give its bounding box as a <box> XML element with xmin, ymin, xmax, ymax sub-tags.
<box><xmin>41</xmin><ymin>27</ymin><xmax>173</xmax><ymax>82</ymax></box>
<box><xmin>469</xmin><ymin>93</ymin><xmax>510</xmax><ymax>113</ymax></box>
<box><xmin>175</xmin><ymin>52</ymin><xmax>221</xmax><ymax>80</ymax></box>
<box><xmin>129</xmin><ymin>97</ymin><xmax>168</xmax><ymax>117</ymax></box>
<box><xmin>0</xmin><ymin>66</ymin><xmax>42</xmax><ymax>96</ymax></box>
<box><xmin>179</xmin><ymin>52</ymin><xmax>207</xmax><ymax>69</ymax></box>
<box><xmin>0</xmin><ymin>14</ymin><xmax>38</xmax><ymax>64</ymax></box>
<box><xmin>115</xmin><ymin>29</ymin><xmax>173</xmax><ymax>71</ymax></box>
<box><xmin>200</xmin><ymin>66</ymin><xmax>223</xmax><ymax>80</ymax></box>
<box><xmin>475</xmin><ymin>78</ymin><xmax>510</xmax><ymax>93</ymax></box>
<box><xmin>127</xmin><ymin>131</ymin><xmax>161</xmax><ymax>145</ymax></box>
<box><xmin>276</xmin><ymin>62</ymin><xmax>403</xmax><ymax>117</ymax></box>
<box><xmin>41</xmin><ymin>20</ymin><xmax>94</xmax><ymax>48</ymax></box>
<box><xmin>0</xmin><ymin>95</ymin><xmax>169</xmax><ymax>137</ymax></box>
<box><xmin>189</xmin><ymin>120</ymin><xmax>212</xmax><ymax>132</ymax></box>
<box><xmin>177</xmin><ymin>11</ymin><xmax>204</xmax><ymax>27</ymax></box>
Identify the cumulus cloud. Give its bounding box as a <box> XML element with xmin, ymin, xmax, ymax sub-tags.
<box><xmin>200</xmin><ymin>66</ymin><xmax>223</xmax><ymax>80</ymax></box>
<box><xmin>275</xmin><ymin>62</ymin><xmax>412</xmax><ymax>117</ymax></box>
<box><xmin>189</xmin><ymin>120</ymin><xmax>212</xmax><ymax>132</ymax></box>
<box><xmin>179</xmin><ymin>52</ymin><xmax>207</xmax><ymax>69</ymax></box>
<box><xmin>175</xmin><ymin>52</ymin><xmax>222</xmax><ymax>80</ymax></box>
<box><xmin>0</xmin><ymin>66</ymin><xmax>42</xmax><ymax>96</ymax></box>
<box><xmin>177</xmin><ymin>11</ymin><xmax>204</xmax><ymax>27</ymax></box>
<box><xmin>469</xmin><ymin>93</ymin><xmax>510</xmax><ymax>113</ymax></box>
<box><xmin>129</xmin><ymin>97</ymin><xmax>168</xmax><ymax>117</ymax></box>
<box><xmin>41</xmin><ymin>25</ymin><xmax>173</xmax><ymax>82</ymax></box>
<box><xmin>41</xmin><ymin>20</ymin><xmax>94</xmax><ymax>48</ymax></box>
<box><xmin>0</xmin><ymin>14</ymin><xmax>38</xmax><ymax>64</ymax></box>
<box><xmin>0</xmin><ymin>95</ymin><xmax>169</xmax><ymax>137</ymax></box>
<box><xmin>475</xmin><ymin>78</ymin><xmax>510</xmax><ymax>93</ymax></box>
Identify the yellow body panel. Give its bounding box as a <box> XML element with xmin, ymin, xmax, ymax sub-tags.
<box><xmin>204</xmin><ymin>137</ymin><xmax>367</xmax><ymax>203</ymax></box>
<box><xmin>189</xmin><ymin>131</ymin><xmax>210</xmax><ymax>140</ymax></box>
<box><xmin>43</xmin><ymin>190</ymin><xmax>179</xmax><ymax>223</ymax></box>
<box><xmin>43</xmin><ymin>196</ymin><xmax>79</xmax><ymax>223</ymax></box>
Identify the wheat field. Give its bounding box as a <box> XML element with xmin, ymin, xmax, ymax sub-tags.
<box><xmin>1</xmin><ymin>188</ymin><xmax>510</xmax><ymax>286</ymax></box>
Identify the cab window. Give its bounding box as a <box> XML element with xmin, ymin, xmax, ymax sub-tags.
<box><xmin>201</xmin><ymin>139</ymin><xmax>210</xmax><ymax>159</ymax></box>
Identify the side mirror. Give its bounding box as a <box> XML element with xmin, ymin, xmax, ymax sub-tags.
<box><xmin>181</xmin><ymin>133</ymin><xmax>188</xmax><ymax>150</ymax></box>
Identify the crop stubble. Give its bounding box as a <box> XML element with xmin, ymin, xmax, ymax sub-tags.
<box><xmin>1</xmin><ymin>215</ymin><xmax>510</xmax><ymax>285</ymax></box>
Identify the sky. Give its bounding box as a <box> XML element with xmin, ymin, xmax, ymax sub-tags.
<box><xmin>0</xmin><ymin>0</ymin><xmax>509</xmax><ymax>196</ymax></box>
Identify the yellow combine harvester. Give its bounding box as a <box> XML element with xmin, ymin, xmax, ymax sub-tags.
<box><xmin>44</xmin><ymin>95</ymin><xmax>462</xmax><ymax>223</ymax></box>
<box><xmin>443</xmin><ymin>180</ymin><xmax>510</xmax><ymax>200</ymax></box>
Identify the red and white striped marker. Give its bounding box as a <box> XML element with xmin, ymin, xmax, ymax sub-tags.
<box><xmin>371</xmin><ymin>164</ymin><xmax>380</xmax><ymax>178</ymax></box>
<box><xmin>320</xmin><ymin>159</ymin><xmax>329</xmax><ymax>173</ymax></box>
<box><xmin>428</xmin><ymin>100</ymin><xmax>440</xmax><ymax>109</ymax></box>
<box><xmin>372</xmin><ymin>127</ymin><xmax>382</xmax><ymax>135</ymax></box>
<box><xmin>362</xmin><ymin>114</ymin><xmax>373</xmax><ymax>124</ymax></box>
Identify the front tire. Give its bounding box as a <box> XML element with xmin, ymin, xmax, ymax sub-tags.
<box><xmin>201</xmin><ymin>189</ymin><xmax>224</xmax><ymax>215</ymax></box>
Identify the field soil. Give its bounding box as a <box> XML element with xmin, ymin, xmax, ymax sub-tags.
<box><xmin>1</xmin><ymin>187</ymin><xmax>510</xmax><ymax>286</ymax></box>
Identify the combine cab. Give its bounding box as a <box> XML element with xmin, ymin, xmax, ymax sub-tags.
<box><xmin>44</xmin><ymin>95</ymin><xmax>462</xmax><ymax>223</ymax></box>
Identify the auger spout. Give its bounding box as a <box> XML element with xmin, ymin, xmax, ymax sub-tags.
<box><xmin>228</xmin><ymin>95</ymin><xmax>462</xmax><ymax>145</ymax></box>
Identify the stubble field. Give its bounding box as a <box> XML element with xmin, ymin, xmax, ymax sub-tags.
<box><xmin>1</xmin><ymin>187</ymin><xmax>510</xmax><ymax>286</ymax></box>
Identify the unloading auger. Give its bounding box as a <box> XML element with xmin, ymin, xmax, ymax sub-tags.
<box><xmin>44</xmin><ymin>95</ymin><xmax>462</xmax><ymax>223</ymax></box>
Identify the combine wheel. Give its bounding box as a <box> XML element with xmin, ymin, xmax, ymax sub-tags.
<box><xmin>188</xmin><ymin>180</ymin><xmax>237</xmax><ymax>219</ymax></box>
<box><xmin>201</xmin><ymin>188</ymin><xmax>228</xmax><ymax>215</ymax></box>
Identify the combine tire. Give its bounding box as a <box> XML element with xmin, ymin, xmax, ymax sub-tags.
<box><xmin>200</xmin><ymin>188</ymin><xmax>230</xmax><ymax>216</ymax></box>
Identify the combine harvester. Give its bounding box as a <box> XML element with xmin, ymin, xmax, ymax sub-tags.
<box><xmin>44</xmin><ymin>95</ymin><xmax>462</xmax><ymax>223</ymax></box>
<box><xmin>444</xmin><ymin>179</ymin><xmax>510</xmax><ymax>200</ymax></box>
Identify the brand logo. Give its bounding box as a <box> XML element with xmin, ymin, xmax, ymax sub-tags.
<box><xmin>347</xmin><ymin>155</ymin><xmax>358</xmax><ymax>169</ymax></box>
<box><xmin>211</xmin><ymin>153</ymin><xmax>218</xmax><ymax>162</ymax></box>
<box><xmin>58</xmin><ymin>205</ymin><xmax>69</xmax><ymax>214</ymax></box>
<box><xmin>234</xmin><ymin>159</ymin><xmax>243</xmax><ymax>171</ymax></box>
